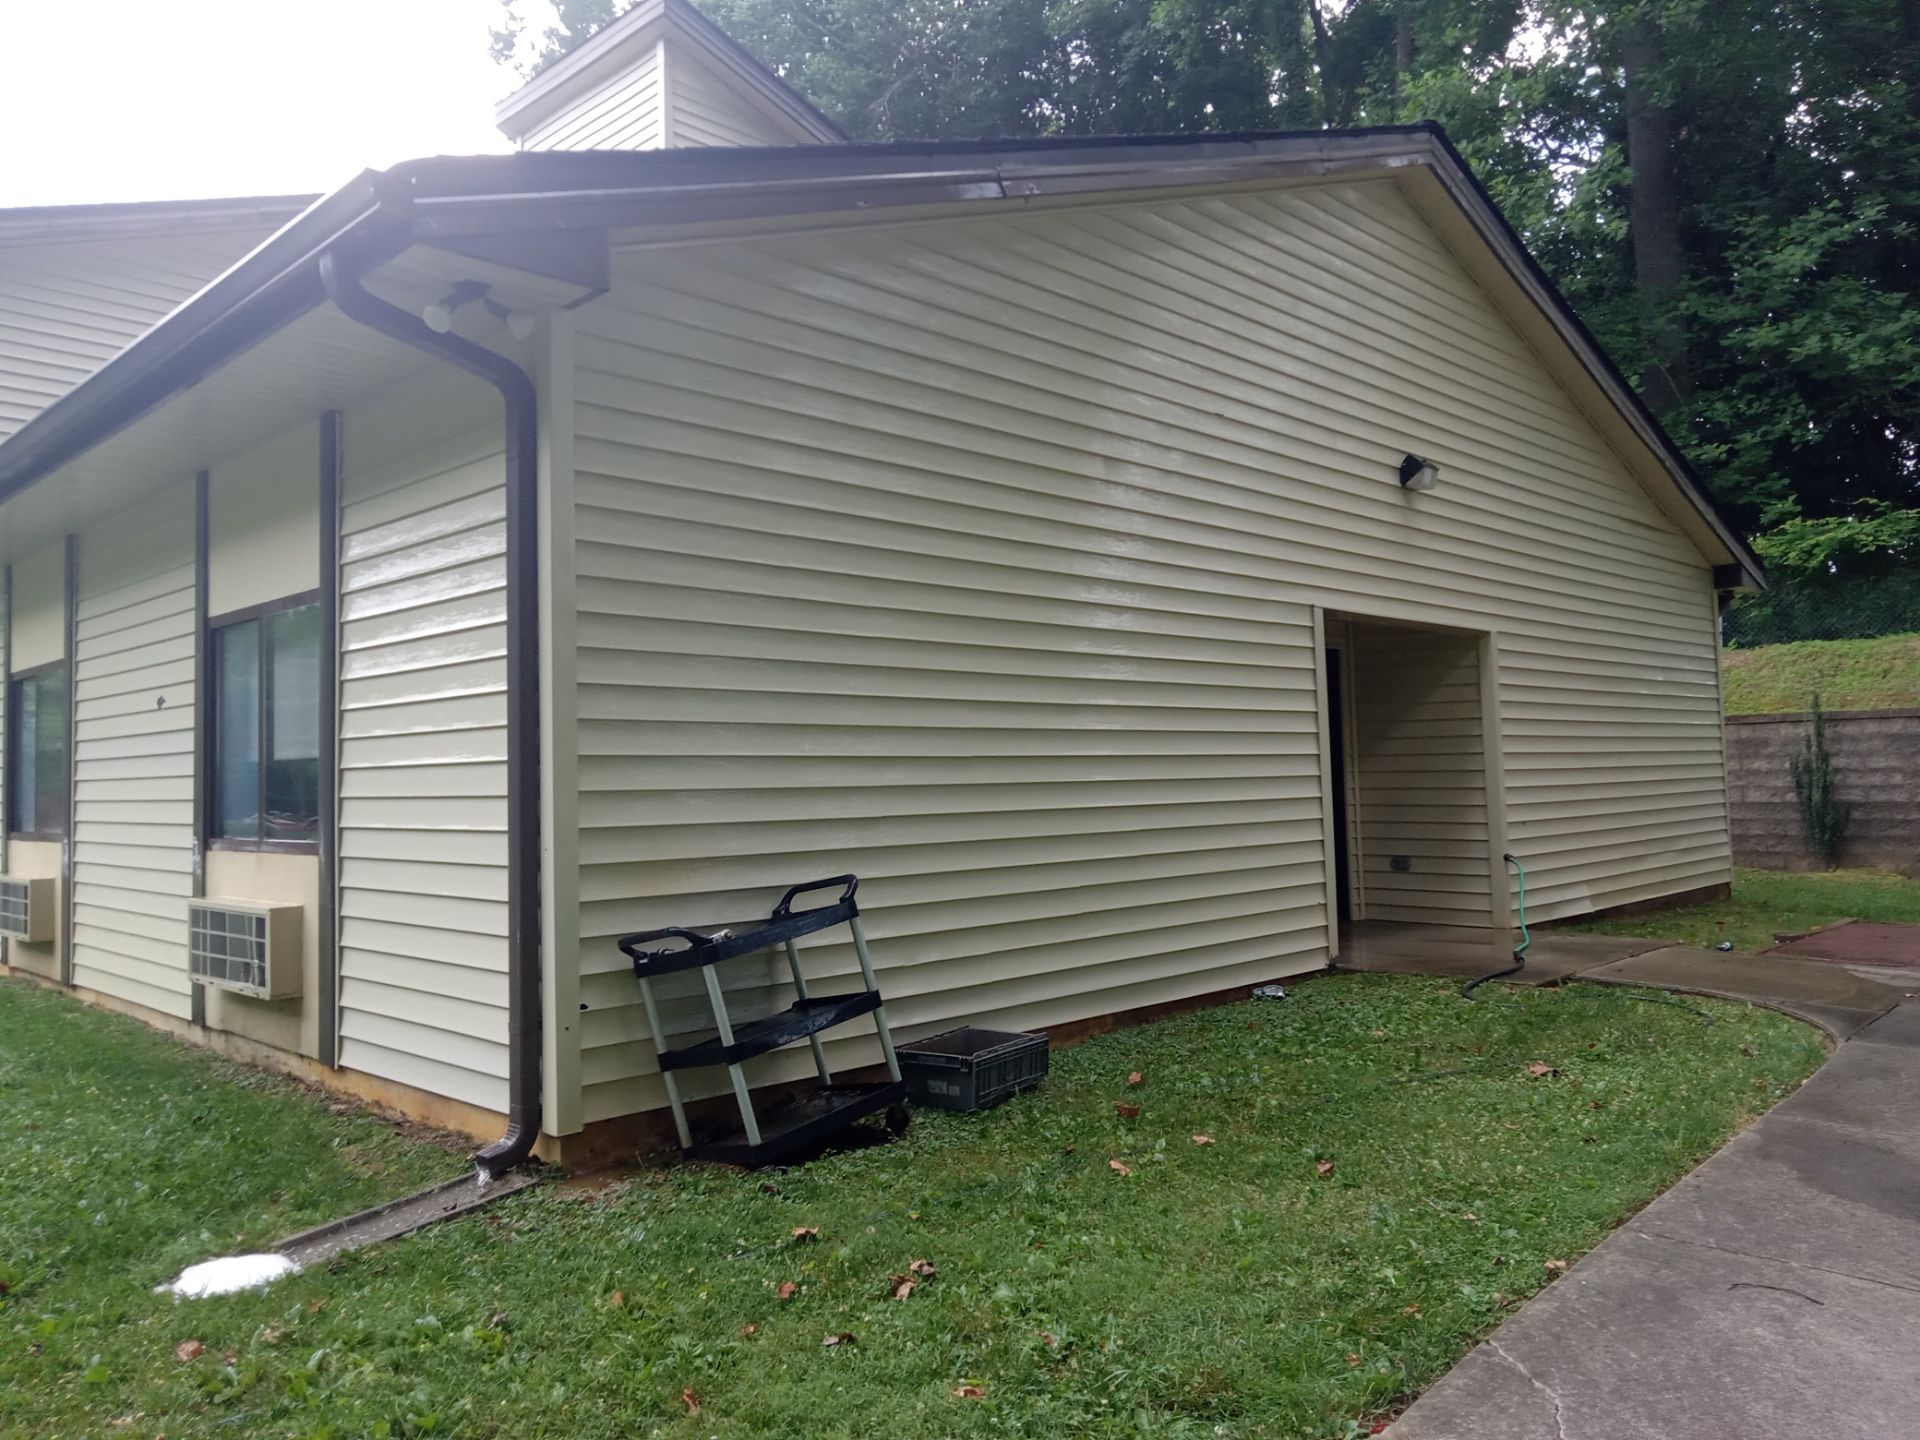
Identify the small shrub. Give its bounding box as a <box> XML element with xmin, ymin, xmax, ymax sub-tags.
<box><xmin>1788</xmin><ymin>693</ymin><xmax>1847</xmax><ymax>867</ymax></box>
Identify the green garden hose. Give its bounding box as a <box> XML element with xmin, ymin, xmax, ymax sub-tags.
<box><xmin>1461</xmin><ymin>854</ymin><xmax>1530</xmax><ymax>999</ymax></box>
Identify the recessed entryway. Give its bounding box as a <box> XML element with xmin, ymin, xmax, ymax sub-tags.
<box><xmin>1322</xmin><ymin>612</ymin><xmax>1499</xmax><ymax>931</ymax></box>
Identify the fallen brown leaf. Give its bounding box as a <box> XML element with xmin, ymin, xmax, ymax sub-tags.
<box><xmin>1401</xmin><ymin>1304</ymin><xmax>1421</xmax><ymax>1318</ymax></box>
<box><xmin>908</xmin><ymin>1258</ymin><xmax>937</xmax><ymax>1278</ymax></box>
<box><xmin>174</xmin><ymin>1341</ymin><xmax>204</xmax><ymax>1364</ymax></box>
<box><xmin>888</xmin><ymin>1275</ymin><xmax>918</xmax><ymax>1301</ymax></box>
<box><xmin>1036</xmin><ymin>1330</ymin><xmax>1057</xmax><ymax>1348</ymax></box>
<box><xmin>260</xmin><ymin>1326</ymin><xmax>285</xmax><ymax>1346</ymax></box>
<box><xmin>608</xmin><ymin>1290</ymin><xmax>625</xmax><ymax>1308</ymax></box>
<box><xmin>1526</xmin><ymin>1062</ymin><xmax>1556</xmax><ymax>1078</ymax></box>
<box><xmin>1315</xmin><ymin>1159</ymin><xmax>1335</xmax><ymax>1177</ymax></box>
<box><xmin>791</xmin><ymin>1226</ymin><xmax>820</xmax><ymax>1243</ymax></box>
<box><xmin>221</xmin><ymin>1350</ymin><xmax>238</xmax><ymax>1367</ymax></box>
<box><xmin>1346</xmin><ymin>1353</ymin><xmax>1362</xmax><ymax>1367</ymax></box>
<box><xmin>306</xmin><ymin>1299</ymin><xmax>327</xmax><ymax>1314</ymax></box>
<box><xmin>951</xmin><ymin>1384</ymin><xmax>986</xmax><ymax>1399</ymax></box>
<box><xmin>823</xmin><ymin>1331</ymin><xmax>856</xmax><ymax>1348</ymax></box>
<box><xmin>1544</xmin><ymin>1259</ymin><xmax>1569</xmax><ymax>1275</ymax></box>
<box><xmin>1114</xmin><ymin>1102</ymin><xmax>1141</xmax><ymax>1120</ymax></box>
<box><xmin>1369</xmin><ymin>1028</ymin><xmax>1387</xmax><ymax>1039</ymax></box>
<box><xmin>1127</xmin><ymin>1071</ymin><xmax>1143</xmax><ymax>1086</ymax></box>
<box><xmin>776</xmin><ymin>1281</ymin><xmax>799</xmax><ymax>1301</ymax></box>
<box><xmin>739</xmin><ymin>1323</ymin><xmax>759</xmax><ymax>1338</ymax></box>
<box><xmin>681</xmin><ymin>1386</ymin><xmax>701</xmax><ymax>1416</ymax></box>
<box><xmin>1108</xmin><ymin>1158</ymin><xmax>1132</xmax><ymax>1177</ymax></box>
<box><xmin>1739</xmin><ymin>1044</ymin><xmax>1756</xmax><ymax>1057</ymax></box>
<box><xmin>1192</xmin><ymin>1134</ymin><xmax>1216</xmax><ymax>1146</ymax></box>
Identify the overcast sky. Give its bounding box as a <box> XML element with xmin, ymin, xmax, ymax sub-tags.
<box><xmin>3</xmin><ymin>0</ymin><xmax>538</xmax><ymax>208</ymax></box>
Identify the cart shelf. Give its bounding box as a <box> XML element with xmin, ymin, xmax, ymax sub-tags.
<box><xmin>657</xmin><ymin>990</ymin><xmax>882</xmax><ymax>1072</ymax></box>
<box><xmin>686</xmin><ymin>1080</ymin><xmax>908</xmax><ymax>1167</ymax></box>
<box><xmin>617</xmin><ymin>874</ymin><xmax>908</xmax><ymax>1168</ymax></box>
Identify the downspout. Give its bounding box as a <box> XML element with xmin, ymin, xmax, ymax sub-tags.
<box><xmin>317</xmin><ymin>252</ymin><xmax>543</xmax><ymax>1177</ymax></box>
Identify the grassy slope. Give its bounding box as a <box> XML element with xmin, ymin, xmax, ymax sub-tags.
<box><xmin>1562</xmin><ymin>866</ymin><xmax>1920</xmax><ymax>953</ymax></box>
<box><xmin>1721</xmin><ymin>632</ymin><xmax>1920</xmax><ymax>715</ymax></box>
<box><xmin>1</xmin><ymin>973</ymin><xmax>1822</xmax><ymax>1440</ymax></box>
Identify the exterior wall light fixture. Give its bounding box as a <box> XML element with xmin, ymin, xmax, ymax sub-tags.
<box><xmin>422</xmin><ymin>280</ymin><xmax>538</xmax><ymax>341</ymax></box>
<box><xmin>1399</xmin><ymin>454</ymin><xmax>1440</xmax><ymax>491</ymax></box>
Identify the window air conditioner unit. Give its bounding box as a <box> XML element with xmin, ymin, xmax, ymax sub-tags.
<box><xmin>0</xmin><ymin>876</ymin><xmax>55</xmax><ymax>942</ymax></box>
<box><xmin>188</xmin><ymin>899</ymin><xmax>302</xmax><ymax>1000</ymax></box>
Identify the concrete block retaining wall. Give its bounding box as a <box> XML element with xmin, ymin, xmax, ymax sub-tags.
<box><xmin>1727</xmin><ymin>709</ymin><xmax>1920</xmax><ymax>873</ymax></box>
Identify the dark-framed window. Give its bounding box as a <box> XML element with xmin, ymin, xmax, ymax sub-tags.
<box><xmin>6</xmin><ymin>660</ymin><xmax>69</xmax><ymax>839</ymax></box>
<box><xmin>208</xmin><ymin>592</ymin><xmax>321</xmax><ymax>851</ymax></box>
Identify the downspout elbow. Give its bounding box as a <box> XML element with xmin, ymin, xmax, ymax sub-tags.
<box><xmin>317</xmin><ymin>251</ymin><xmax>544</xmax><ymax>1177</ymax></box>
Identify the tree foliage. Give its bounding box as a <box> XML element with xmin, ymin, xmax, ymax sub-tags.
<box><xmin>494</xmin><ymin>0</ymin><xmax>1920</xmax><ymax>534</ymax></box>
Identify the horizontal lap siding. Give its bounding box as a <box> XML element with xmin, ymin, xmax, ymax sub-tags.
<box><xmin>564</xmin><ymin>177</ymin><xmax>1729</xmax><ymax>1120</ymax></box>
<box><xmin>525</xmin><ymin>44</ymin><xmax>664</xmax><ymax>151</ymax></box>
<box><xmin>1348</xmin><ymin>627</ymin><xmax>1489</xmax><ymax>925</ymax></box>
<box><xmin>335</xmin><ymin>371</ymin><xmax>511</xmax><ymax>1113</ymax></box>
<box><xmin>667</xmin><ymin>50</ymin><xmax>794</xmax><ymax>147</ymax></box>
<box><xmin>569</xmin><ymin>278</ymin><xmax>1340</xmax><ymax>1128</ymax></box>
<box><xmin>0</xmin><ymin>230</ymin><xmax>274</xmax><ymax>438</ymax></box>
<box><xmin>70</xmin><ymin>487</ymin><xmax>196</xmax><ymax>1018</ymax></box>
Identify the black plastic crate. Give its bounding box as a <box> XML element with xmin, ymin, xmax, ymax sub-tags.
<box><xmin>898</xmin><ymin>1026</ymin><xmax>1048</xmax><ymax>1111</ymax></box>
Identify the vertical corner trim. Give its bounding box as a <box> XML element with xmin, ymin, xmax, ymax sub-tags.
<box><xmin>59</xmin><ymin>533</ymin><xmax>77</xmax><ymax>986</ymax></box>
<box><xmin>191</xmin><ymin>472</ymin><xmax>209</xmax><ymax>1028</ymax></box>
<box><xmin>317</xmin><ymin>412</ymin><xmax>342</xmax><ymax>1068</ymax></box>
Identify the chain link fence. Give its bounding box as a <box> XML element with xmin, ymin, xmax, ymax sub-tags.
<box><xmin>1723</xmin><ymin>572</ymin><xmax>1920</xmax><ymax>648</ymax></box>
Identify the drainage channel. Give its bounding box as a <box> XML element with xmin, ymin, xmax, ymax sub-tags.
<box><xmin>276</xmin><ymin>1167</ymin><xmax>544</xmax><ymax>1268</ymax></box>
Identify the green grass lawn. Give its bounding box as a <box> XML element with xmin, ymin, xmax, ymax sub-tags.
<box><xmin>1560</xmin><ymin>866</ymin><xmax>1920</xmax><ymax>953</ymax></box>
<box><xmin>1721</xmin><ymin>631</ymin><xmax>1920</xmax><ymax>714</ymax></box>
<box><xmin>1</xmin><ymin>973</ymin><xmax>1824</xmax><ymax>1440</ymax></box>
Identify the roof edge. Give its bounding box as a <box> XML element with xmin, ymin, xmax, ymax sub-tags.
<box><xmin>0</xmin><ymin>125</ymin><xmax>1760</xmax><ymax>587</ymax></box>
<box><xmin>0</xmin><ymin>193</ymin><xmax>318</xmax><ymax>246</ymax></box>
<box><xmin>1408</xmin><ymin>124</ymin><xmax>1763</xmax><ymax>589</ymax></box>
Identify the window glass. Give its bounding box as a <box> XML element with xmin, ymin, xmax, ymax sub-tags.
<box><xmin>213</xmin><ymin>619</ymin><xmax>262</xmax><ymax>840</ymax></box>
<box><xmin>10</xmin><ymin>675</ymin><xmax>37</xmax><ymax>833</ymax></box>
<box><xmin>264</xmin><ymin>604</ymin><xmax>320</xmax><ymax>844</ymax></box>
<box><xmin>209</xmin><ymin>600</ymin><xmax>319</xmax><ymax>847</ymax></box>
<box><xmin>7</xmin><ymin>665</ymin><xmax>68</xmax><ymax>836</ymax></box>
<box><xmin>33</xmin><ymin>669</ymin><xmax>67</xmax><ymax>835</ymax></box>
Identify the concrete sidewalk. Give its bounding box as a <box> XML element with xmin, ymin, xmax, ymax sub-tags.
<box><xmin>1365</xmin><ymin>928</ymin><xmax>1920</xmax><ymax>1440</ymax></box>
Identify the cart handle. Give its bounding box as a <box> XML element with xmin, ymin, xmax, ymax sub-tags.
<box><xmin>772</xmin><ymin>874</ymin><xmax>859</xmax><ymax>919</ymax></box>
<box><xmin>618</xmin><ymin>927</ymin><xmax>721</xmax><ymax>966</ymax></box>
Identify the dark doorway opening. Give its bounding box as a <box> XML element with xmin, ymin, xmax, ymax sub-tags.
<box><xmin>1325</xmin><ymin>646</ymin><xmax>1351</xmax><ymax>923</ymax></box>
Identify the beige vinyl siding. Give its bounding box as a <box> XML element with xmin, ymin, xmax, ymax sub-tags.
<box><xmin>334</xmin><ymin>367</ymin><xmax>511</xmax><ymax>1113</ymax></box>
<box><xmin>0</xmin><ymin>228</ymin><xmax>274</xmax><ymax>439</ymax></box>
<box><xmin>1345</xmin><ymin>624</ymin><xmax>1490</xmax><ymax>925</ymax></box>
<box><xmin>9</xmin><ymin>547</ymin><xmax>66</xmax><ymax>672</ymax></box>
<box><xmin>666</xmin><ymin>46</ymin><xmax>797</xmax><ymax>147</ymax></box>
<box><xmin>524</xmin><ymin>40</ymin><xmax>665</xmax><ymax>151</ymax></box>
<box><xmin>69</xmin><ymin>486</ymin><xmax>196</xmax><ymax>1019</ymax></box>
<box><xmin>208</xmin><ymin>423</ymin><xmax>320</xmax><ymax>615</ymax></box>
<box><xmin>562</xmin><ymin>175</ymin><xmax>1728</xmax><ymax>1119</ymax></box>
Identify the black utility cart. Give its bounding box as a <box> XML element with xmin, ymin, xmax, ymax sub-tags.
<box><xmin>618</xmin><ymin>875</ymin><xmax>909</xmax><ymax>1166</ymax></box>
